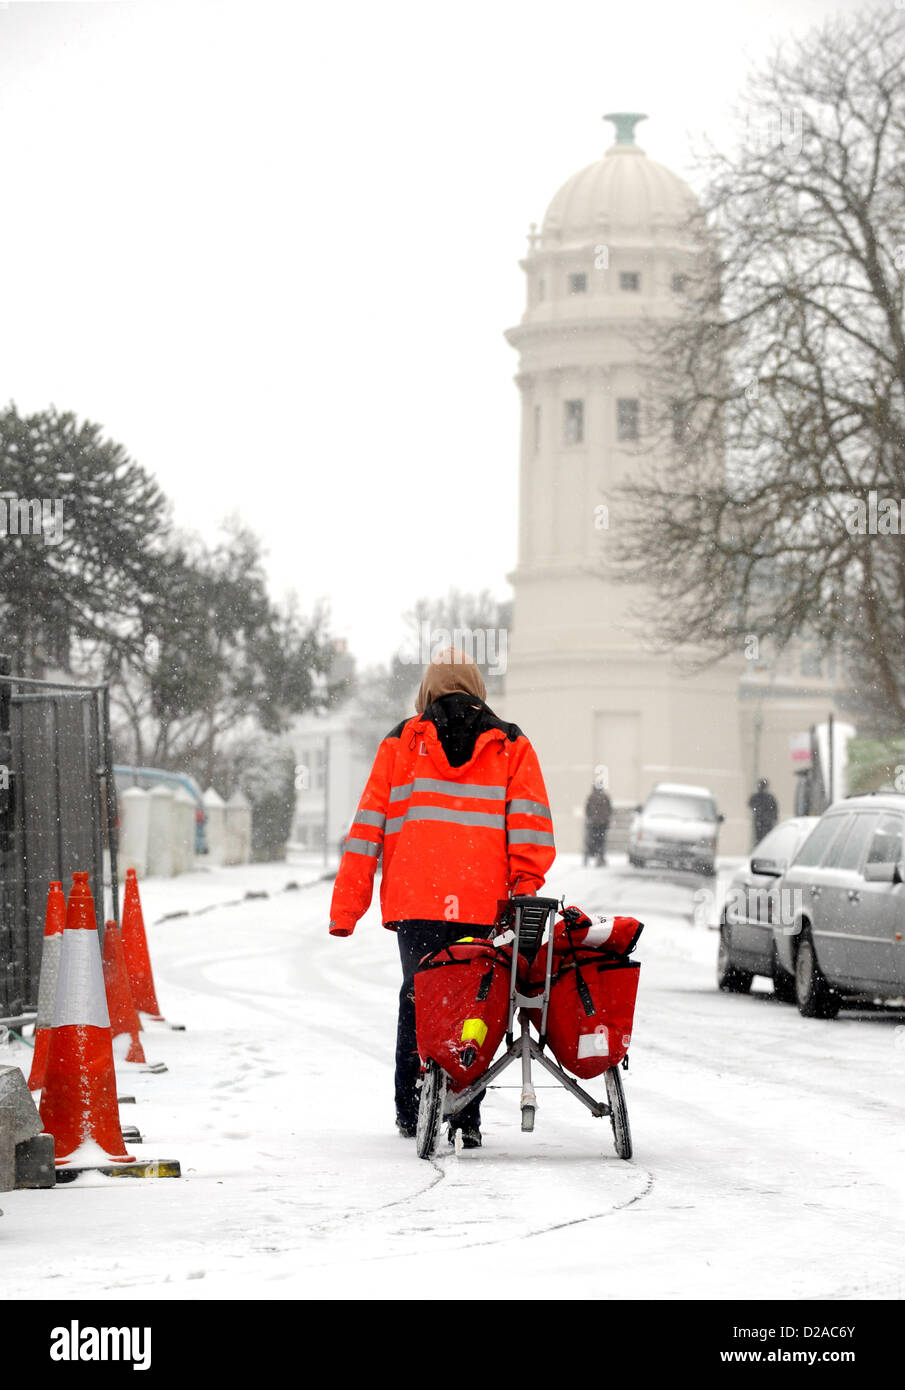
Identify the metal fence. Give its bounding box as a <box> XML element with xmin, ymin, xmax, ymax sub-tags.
<box><xmin>0</xmin><ymin>658</ymin><xmax>119</xmax><ymax>1021</ymax></box>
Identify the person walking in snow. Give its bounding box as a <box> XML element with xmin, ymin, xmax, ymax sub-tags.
<box><xmin>584</xmin><ymin>783</ymin><xmax>612</xmax><ymax>866</ymax></box>
<box><xmin>328</xmin><ymin>646</ymin><xmax>555</xmax><ymax>1149</ymax></box>
<box><xmin>748</xmin><ymin>777</ymin><xmax>779</xmax><ymax>847</ymax></box>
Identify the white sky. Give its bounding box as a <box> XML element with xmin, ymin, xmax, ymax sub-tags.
<box><xmin>0</xmin><ymin>0</ymin><xmax>877</xmax><ymax>666</ymax></box>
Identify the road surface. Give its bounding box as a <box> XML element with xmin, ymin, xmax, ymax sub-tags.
<box><xmin>2</xmin><ymin>854</ymin><xmax>903</xmax><ymax>1300</ymax></box>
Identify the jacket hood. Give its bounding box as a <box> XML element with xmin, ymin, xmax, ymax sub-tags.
<box><xmin>415</xmin><ymin>647</ymin><xmax>487</xmax><ymax>715</ymax></box>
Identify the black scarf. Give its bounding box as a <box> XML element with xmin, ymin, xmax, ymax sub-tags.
<box><xmin>421</xmin><ymin>692</ymin><xmax>497</xmax><ymax>768</ymax></box>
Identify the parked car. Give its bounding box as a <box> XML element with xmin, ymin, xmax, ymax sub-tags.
<box><xmin>716</xmin><ymin>816</ymin><xmax>819</xmax><ymax>998</ymax></box>
<box><xmin>772</xmin><ymin>793</ymin><xmax>905</xmax><ymax>1018</ymax></box>
<box><xmin>114</xmin><ymin>765</ymin><xmax>208</xmax><ymax>854</ymax></box>
<box><xmin>628</xmin><ymin>782</ymin><xmax>723</xmax><ymax>875</ymax></box>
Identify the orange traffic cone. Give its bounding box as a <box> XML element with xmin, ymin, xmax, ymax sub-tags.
<box><xmin>102</xmin><ymin>919</ymin><xmax>146</xmax><ymax>1065</ymax></box>
<box><xmin>121</xmin><ymin>868</ymin><xmax>164</xmax><ymax>1020</ymax></box>
<box><xmin>28</xmin><ymin>881</ymin><xmax>67</xmax><ymax>1091</ymax></box>
<box><xmin>39</xmin><ymin>872</ymin><xmax>135</xmax><ymax>1167</ymax></box>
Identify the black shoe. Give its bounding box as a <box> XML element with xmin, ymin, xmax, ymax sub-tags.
<box><xmin>448</xmin><ymin>1124</ymin><xmax>482</xmax><ymax>1149</ymax></box>
<box><xmin>396</xmin><ymin>1120</ymin><xmax>417</xmax><ymax>1138</ymax></box>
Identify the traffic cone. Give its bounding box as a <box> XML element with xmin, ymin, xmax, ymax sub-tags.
<box><xmin>27</xmin><ymin>881</ymin><xmax>67</xmax><ymax>1091</ymax></box>
<box><xmin>102</xmin><ymin>919</ymin><xmax>146</xmax><ymax>1065</ymax></box>
<box><xmin>39</xmin><ymin>872</ymin><xmax>135</xmax><ymax>1167</ymax></box>
<box><xmin>120</xmin><ymin>868</ymin><xmax>164</xmax><ymax>1020</ymax></box>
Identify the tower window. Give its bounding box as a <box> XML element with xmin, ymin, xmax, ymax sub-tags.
<box><xmin>617</xmin><ymin>398</ymin><xmax>639</xmax><ymax>441</ymax></box>
<box><xmin>568</xmin><ymin>272</ymin><xmax>588</xmax><ymax>294</ymax></box>
<box><xmin>671</xmin><ymin>273</ymin><xmax>688</xmax><ymax>293</ymax></box>
<box><xmin>620</xmin><ymin>272</ymin><xmax>641</xmax><ymax>291</ymax></box>
<box><xmin>564</xmin><ymin>400</ymin><xmax>584</xmax><ymax>445</ymax></box>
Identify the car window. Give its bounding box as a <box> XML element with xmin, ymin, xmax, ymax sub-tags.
<box><xmin>792</xmin><ymin>814</ymin><xmax>851</xmax><ymax>868</ymax></box>
<box><xmin>644</xmin><ymin>794</ymin><xmax>716</xmax><ymax>820</ymax></box>
<box><xmin>865</xmin><ymin>814</ymin><xmax>905</xmax><ymax>867</ymax></box>
<box><xmin>753</xmin><ymin>822</ymin><xmax>802</xmax><ymax>862</ymax></box>
<box><xmin>823</xmin><ymin>813</ymin><xmax>879</xmax><ymax>871</ymax></box>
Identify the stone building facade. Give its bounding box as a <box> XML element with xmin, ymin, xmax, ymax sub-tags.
<box><xmin>500</xmin><ymin>114</ymin><xmax>848</xmax><ymax>854</ymax></box>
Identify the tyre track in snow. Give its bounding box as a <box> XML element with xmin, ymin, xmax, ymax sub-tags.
<box><xmin>150</xmin><ymin>875</ymin><xmax>664</xmax><ymax>1266</ymax></box>
<box><xmin>157</xmin><ymin>894</ymin><xmax>659</xmax><ymax>1262</ymax></box>
<box><xmin>141</xmin><ymin>859</ymin><xmax>905</xmax><ymax>1294</ymax></box>
<box><xmin>151</xmin><ymin>892</ymin><xmax>452</xmax><ymax>1227</ymax></box>
<box><xmin>160</xmin><ymin>935</ymin><xmax>394</xmax><ymax>1071</ymax></box>
<box><xmin>621</xmin><ymin>1068</ymin><xmax>903</xmax><ymax>1299</ymax></box>
<box><xmin>154</xmin><ymin>881</ymin><xmax>394</xmax><ymax>1067</ymax></box>
<box><xmin>297</xmin><ymin>1149</ymin><xmax>655</xmax><ymax>1268</ymax></box>
<box><xmin>638</xmin><ymin>1019</ymin><xmax>905</xmax><ymax>1120</ymax></box>
<box><xmin>294</xmin><ymin>889</ymin><xmax>659</xmax><ymax>1261</ymax></box>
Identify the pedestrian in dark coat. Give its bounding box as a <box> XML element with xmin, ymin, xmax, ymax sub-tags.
<box><xmin>748</xmin><ymin>778</ymin><xmax>779</xmax><ymax>847</ymax></box>
<box><xmin>584</xmin><ymin>784</ymin><xmax>612</xmax><ymax>866</ymax></box>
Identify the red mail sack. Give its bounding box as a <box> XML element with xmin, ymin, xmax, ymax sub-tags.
<box><xmin>556</xmin><ymin>908</ymin><xmax>643</xmax><ymax>956</ymax></box>
<box><xmin>415</xmin><ymin>938</ymin><xmax>522</xmax><ymax>1087</ymax></box>
<box><xmin>525</xmin><ymin>912</ymin><xmax>643</xmax><ymax>989</ymax></box>
<box><xmin>544</xmin><ymin>952</ymin><xmax>640</xmax><ymax>1078</ymax></box>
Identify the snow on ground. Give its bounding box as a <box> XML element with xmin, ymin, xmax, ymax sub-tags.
<box><xmin>2</xmin><ymin>851</ymin><xmax>904</xmax><ymax>1301</ymax></box>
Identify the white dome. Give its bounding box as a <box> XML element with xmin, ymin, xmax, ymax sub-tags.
<box><xmin>541</xmin><ymin>113</ymin><xmax>699</xmax><ymax>247</ymax></box>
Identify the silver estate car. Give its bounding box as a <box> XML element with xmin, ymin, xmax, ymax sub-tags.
<box><xmin>717</xmin><ymin>816</ymin><xmax>819</xmax><ymax>998</ymax></box>
<box><xmin>772</xmin><ymin>793</ymin><xmax>905</xmax><ymax>1018</ymax></box>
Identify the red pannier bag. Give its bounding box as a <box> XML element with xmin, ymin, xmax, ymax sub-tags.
<box><xmin>414</xmin><ymin>938</ymin><xmax>524</xmax><ymax>1088</ymax></box>
<box><xmin>543</xmin><ymin>949</ymin><xmax>641</xmax><ymax>1078</ymax></box>
<box><xmin>526</xmin><ymin>908</ymin><xmax>643</xmax><ymax>988</ymax></box>
<box><xmin>554</xmin><ymin>907</ymin><xmax>642</xmax><ymax>955</ymax></box>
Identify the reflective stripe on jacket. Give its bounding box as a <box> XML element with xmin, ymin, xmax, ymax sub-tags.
<box><xmin>328</xmin><ymin>711</ymin><xmax>554</xmax><ymax>935</ymax></box>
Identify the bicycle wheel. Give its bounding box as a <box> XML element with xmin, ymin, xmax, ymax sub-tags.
<box><xmin>605</xmin><ymin>1065</ymin><xmax>632</xmax><ymax>1160</ymax></box>
<box><xmin>415</xmin><ymin>1060</ymin><xmax>443</xmax><ymax>1159</ymax></box>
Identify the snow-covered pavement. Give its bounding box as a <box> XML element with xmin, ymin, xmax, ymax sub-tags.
<box><xmin>2</xmin><ymin>853</ymin><xmax>904</xmax><ymax>1301</ymax></box>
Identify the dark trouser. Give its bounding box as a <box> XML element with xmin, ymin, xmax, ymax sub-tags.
<box><xmin>585</xmin><ymin>822</ymin><xmax>608</xmax><ymax>863</ymax></box>
<box><xmin>395</xmin><ymin>920</ymin><xmax>490</xmax><ymax>1130</ymax></box>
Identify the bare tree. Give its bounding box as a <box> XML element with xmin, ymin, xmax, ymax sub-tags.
<box><xmin>352</xmin><ymin>587</ymin><xmax>513</xmax><ymax>760</ymax></box>
<box><xmin>108</xmin><ymin>523</ymin><xmax>331</xmax><ymax>788</ymax></box>
<box><xmin>615</xmin><ymin>7</ymin><xmax>905</xmax><ymax>731</ymax></box>
<box><xmin>401</xmin><ymin>587</ymin><xmax>512</xmax><ymax>698</ymax></box>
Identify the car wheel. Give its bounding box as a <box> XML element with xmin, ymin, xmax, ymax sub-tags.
<box><xmin>771</xmin><ymin>948</ymin><xmax>796</xmax><ymax>1003</ymax></box>
<box><xmin>794</xmin><ymin>932</ymin><xmax>841</xmax><ymax>1019</ymax></box>
<box><xmin>699</xmin><ymin>860</ymin><xmax>716</xmax><ymax>877</ymax></box>
<box><xmin>717</xmin><ymin>920</ymin><xmax>753</xmax><ymax>994</ymax></box>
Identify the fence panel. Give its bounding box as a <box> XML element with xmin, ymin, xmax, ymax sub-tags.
<box><xmin>0</xmin><ymin>671</ymin><xmax>116</xmax><ymax>1020</ymax></box>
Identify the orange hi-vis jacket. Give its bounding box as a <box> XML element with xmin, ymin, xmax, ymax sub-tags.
<box><xmin>328</xmin><ymin>710</ymin><xmax>555</xmax><ymax>935</ymax></box>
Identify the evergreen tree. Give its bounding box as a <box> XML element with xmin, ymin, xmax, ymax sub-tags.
<box><xmin>0</xmin><ymin>404</ymin><xmax>168</xmax><ymax>675</ymax></box>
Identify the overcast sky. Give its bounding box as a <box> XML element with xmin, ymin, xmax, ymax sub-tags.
<box><xmin>0</xmin><ymin>0</ymin><xmax>879</xmax><ymax>666</ymax></box>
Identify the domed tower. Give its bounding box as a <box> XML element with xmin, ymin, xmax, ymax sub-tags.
<box><xmin>503</xmin><ymin>113</ymin><xmax>747</xmax><ymax>854</ymax></box>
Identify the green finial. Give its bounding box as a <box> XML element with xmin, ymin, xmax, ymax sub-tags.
<box><xmin>603</xmin><ymin>112</ymin><xmax>647</xmax><ymax>146</ymax></box>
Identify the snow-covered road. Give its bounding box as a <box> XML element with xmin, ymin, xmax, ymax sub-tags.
<box><xmin>2</xmin><ymin>854</ymin><xmax>904</xmax><ymax>1300</ymax></box>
